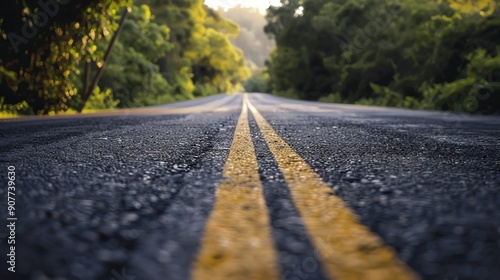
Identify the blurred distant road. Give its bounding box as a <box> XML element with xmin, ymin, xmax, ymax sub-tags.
<box><xmin>1</xmin><ymin>93</ymin><xmax>499</xmax><ymax>280</ymax></box>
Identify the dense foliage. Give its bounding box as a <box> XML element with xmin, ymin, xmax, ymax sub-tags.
<box><xmin>0</xmin><ymin>0</ymin><xmax>250</xmax><ymax>114</ymax></box>
<box><xmin>263</xmin><ymin>0</ymin><xmax>499</xmax><ymax>114</ymax></box>
<box><xmin>2</xmin><ymin>0</ymin><xmax>498</xmax><ymax>115</ymax></box>
<box><xmin>136</xmin><ymin>0</ymin><xmax>250</xmax><ymax>100</ymax></box>
<box><xmin>0</xmin><ymin>0</ymin><xmax>130</xmax><ymax>114</ymax></box>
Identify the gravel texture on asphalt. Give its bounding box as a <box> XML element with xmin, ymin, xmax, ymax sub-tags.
<box><xmin>0</xmin><ymin>112</ymin><xmax>238</xmax><ymax>280</ymax></box>
<box><xmin>248</xmin><ymin>94</ymin><xmax>500</xmax><ymax>280</ymax></box>
<box><xmin>0</xmin><ymin>93</ymin><xmax>499</xmax><ymax>280</ymax></box>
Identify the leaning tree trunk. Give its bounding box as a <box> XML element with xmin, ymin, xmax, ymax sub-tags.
<box><xmin>77</xmin><ymin>7</ymin><xmax>130</xmax><ymax>113</ymax></box>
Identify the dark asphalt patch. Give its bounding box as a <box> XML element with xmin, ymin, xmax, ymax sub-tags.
<box><xmin>129</xmin><ymin>112</ymin><xmax>238</xmax><ymax>280</ymax></box>
<box><xmin>0</xmin><ymin>112</ymin><xmax>238</xmax><ymax>280</ymax></box>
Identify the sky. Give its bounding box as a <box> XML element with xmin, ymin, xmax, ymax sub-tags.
<box><xmin>204</xmin><ymin>0</ymin><xmax>282</xmax><ymax>13</ymax></box>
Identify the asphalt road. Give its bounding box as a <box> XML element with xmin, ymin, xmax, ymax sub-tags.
<box><xmin>0</xmin><ymin>93</ymin><xmax>499</xmax><ymax>280</ymax></box>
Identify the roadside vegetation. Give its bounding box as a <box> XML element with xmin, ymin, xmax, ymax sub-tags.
<box><xmin>1</xmin><ymin>0</ymin><xmax>498</xmax><ymax>116</ymax></box>
<box><xmin>0</xmin><ymin>0</ymin><xmax>250</xmax><ymax>115</ymax></box>
<box><xmin>253</xmin><ymin>0</ymin><xmax>499</xmax><ymax>114</ymax></box>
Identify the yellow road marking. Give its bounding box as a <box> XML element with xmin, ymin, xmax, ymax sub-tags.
<box><xmin>247</xmin><ymin>96</ymin><xmax>419</xmax><ymax>280</ymax></box>
<box><xmin>192</xmin><ymin>99</ymin><xmax>279</xmax><ymax>280</ymax></box>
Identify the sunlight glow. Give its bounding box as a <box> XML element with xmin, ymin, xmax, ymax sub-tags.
<box><xmin>204</xmin><ymin>0</ymin><xmax>281</xmax><ymax>13</ymax></box>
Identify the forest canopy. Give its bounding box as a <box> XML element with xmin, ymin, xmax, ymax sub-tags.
<box><xmin>261</xmin><ymin>0</ymin><xmax>499</xmax><ymax>114</ymax></box>
<box><xmin>0</xmin><ymin>0</ymin><xmax>250</xmax><ymax>114</ymax></box>
<box><xmin>1</xmin><ymin>0</ymin><xmax>498</xmax><ymax>115</ymax></box>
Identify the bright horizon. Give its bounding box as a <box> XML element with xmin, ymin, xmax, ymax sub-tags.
<box><xmin>204</xmin><ymin>0</ymin><xmax>281</xmax><ymax>12</ymax></box>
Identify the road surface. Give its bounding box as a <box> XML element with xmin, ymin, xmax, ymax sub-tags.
<box><xmin>1</xmin><ymin>93</ymin><xmax>499</xmax><ymax>280</ymax></box>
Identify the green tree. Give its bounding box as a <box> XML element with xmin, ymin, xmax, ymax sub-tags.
<box><xmin>81</xmin><ymin>4</ymin><xmax>175</xmax><ymax>108</ymax></box>
<box><xmin>264</xmin><ymin>0</ymin><xmax>499</xmax><ymax>113</ymax></box>
<box><xmin>137</xmin><ymin>0</ymin><xmax>250</xmax><ymax>98</ymax></box>
<box><xmin>1</xmin><ymin>0</ymin><xmax>251</xmax><ymax>115</ymax></box>
<box><xmin>0</xmin><ymin>0</ymin><xmax>130</xmax><ymax>114</ymax></box>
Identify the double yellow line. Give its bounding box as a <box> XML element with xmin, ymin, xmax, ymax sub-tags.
<box><xmin>193</xmin><ymin>95</ymin><xmax>418</xmax><ymax>280</ymax></box>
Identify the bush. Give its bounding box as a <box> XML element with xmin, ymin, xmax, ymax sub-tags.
<box><xmin>84</xmin><ymin>87</ymin><xmax>119</xmax><ymax>111</ymax></box>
